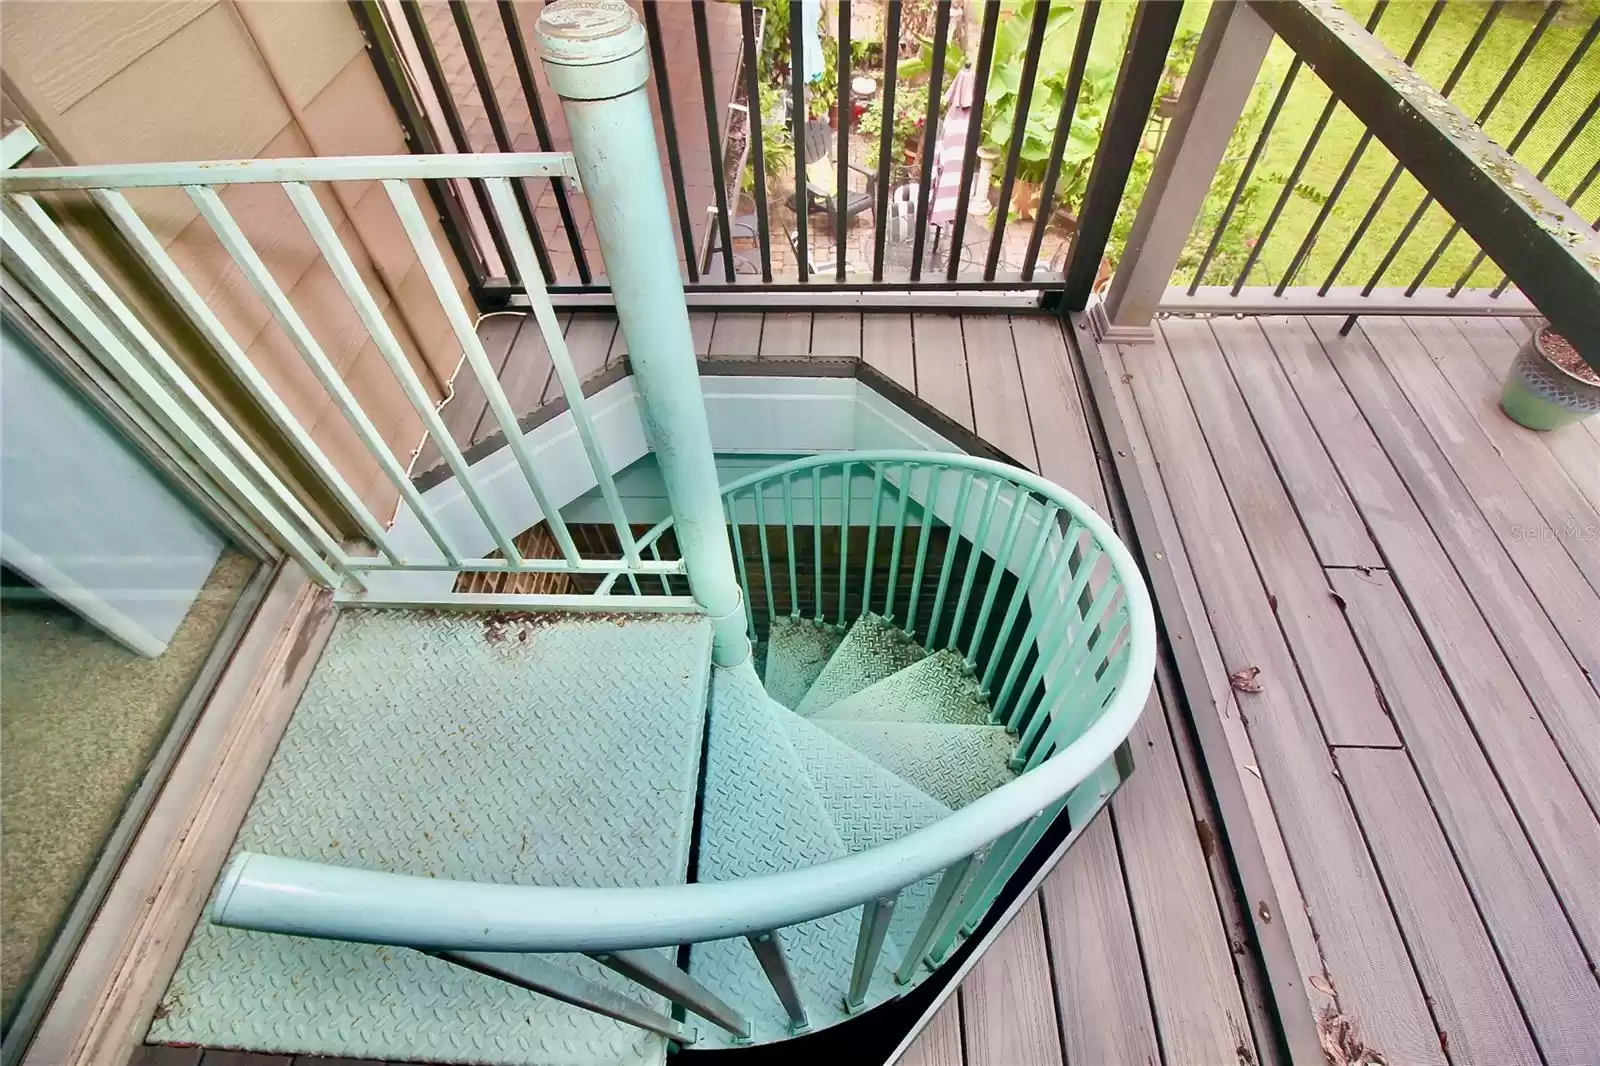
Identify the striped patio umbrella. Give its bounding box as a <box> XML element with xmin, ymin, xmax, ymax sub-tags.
<box><xmin>928</xmin><ymin>66</ymin><xmax>976</xmax><ymax>226</ymax></box>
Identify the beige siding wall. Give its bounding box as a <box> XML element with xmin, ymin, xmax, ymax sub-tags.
<box><xmin>3</xmin><ymin>0</ymin><xmax>471</xmax><ymax>531</ymax></box>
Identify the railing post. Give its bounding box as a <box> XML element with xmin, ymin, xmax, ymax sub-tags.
<box><xmin>1095</xmin><ymin>0</ymin><xmax>1273</xmax><ymax>342</ymax></box>
<box><xmin>535</xmin><ymin>0</ymin><xmax>751</xmax><ymax>667</ymax></box>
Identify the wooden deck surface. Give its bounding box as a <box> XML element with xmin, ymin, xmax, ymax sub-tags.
<box><xmin>163</xmin><ymin>308</ymin><xmax>1600</xmax><ymax>1066</ymax></box>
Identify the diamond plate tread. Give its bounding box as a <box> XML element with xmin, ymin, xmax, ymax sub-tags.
<box><xmin>811</xmin><ymin>649</ymin><xmax>991</xmax><ymax>727</ymax></box>
<box><xmin>762</xmin><ymin>617</ymin><xmax>845</xmax><ymax>710</ymax></box>
<box><xmin>690</xmin><ymin>665</ymin><xmax>890</xmax><ymax>1048</ymax></box>
<box><xmin>150</xmin><ymin>610</ymin><xmax>713</xmax><ymax>1066</ymax></box>
<box><xmin>793</xmin><ymin>613</ymin><xmax>928</xmax><ymax>717</ymax></box>
<box><xmin>777</xmin><ymin>709</ymin><xmax>951</xmax><ymax>957</ymax></box>
<box><xmin>813</xmin><ymin>721</ymin><xmax>1019</xmax><ymax>810</ymax></box>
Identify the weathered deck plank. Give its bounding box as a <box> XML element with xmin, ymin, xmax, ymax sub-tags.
<box><xmin>1266</xmin><ymin>316</ymin><xmax>1600</xmax><ymax>967</ymax></box>
<box><xmin>708</xmin><ymin>312</ymin><xmax>763</xmax><ymax>359</ymax></box>
<box><xmin>862</xmin><ymin>313</ymin><xmax>916</xmax><ymax>392</ymax></box>
<box><xmin>758</xmin><ymin>312</ymin><xmax>813</xmax><ymax>358</ymax></box>
<box><xmin>899</xmin><ymin>997</ymin><xmax>964</xmax><ymax>1066</ymax></box>
<box><xmin>911</xmin><ymin>314</ymin><xmax>973</xmax><ymax>430</ymax></box>
<box><xmin>1337</xmin><ymin>748</ymin><xmax>1541</xmax><ymax>1066</ymax></box>
<box><xmin>1325</xmin><ymin>317</ymin><xmax>1600</xmax><ymax>810</ymax></box>
<box><xmin>1164</xmin><ymin>318</ymin><xmax>1396</xmax><ymax>748</ymax></box>
<box><xmin>1374</xmin><ymin>316</ymin><xmax>1600</xmax><ymax>678</ymax></box>
<box><xmin>1039</xmin><ymin>817</ymin><xmax>1161</xmax><ymax>1066</ymax></box>
<box><xmin>544</xmin><ymin>314</ymin><xmax>617</xmax><ymax>404</ymax></box>
<box><xmin>810</xmin><ymin>313</ymin><xmax>863</xmax><ymax>359</ymax></box>
<box><xmin>1329</xmin><ymin>568</ymin><xmax>1600</xmax><ymax>1060</ymax></box>
<box><xmin>959</xmin><ymin>896</ymin><xmax>1062</xmax><ymax>1066</ymax></box>
<box><xmin>1125</xmin><ymin>324</ymin><xmax>1440</xmax><ymax>1063</ymax></box>
<box><xmin>961</xmin><ymin>316</ymin><xmax>1037</xmax><ymax>470</ymax></box>
<box><xmin>1209</xmin><ymin>317</ymin><xmax>1381</xmax><ymax>568</ymax></box>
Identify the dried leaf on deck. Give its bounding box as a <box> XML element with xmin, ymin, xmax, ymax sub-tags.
<box><xmin>1230</xmin><ymin>666</ymin><xmax>1264</xmax><ymax>693</ymax></box>
<box><xmin>1317</xmin><ymin>1005</ymin><xmax>1385</xmax><ymax>1066</ymax></box>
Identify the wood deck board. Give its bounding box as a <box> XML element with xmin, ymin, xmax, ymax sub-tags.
<box><xmin>1039</xmin><ymin>817</ymin><xmax>1161</xmax><ymax>1066</ymax></box>
<box><xmin>1335</xmin><ymin>747</ymin><xmax>1542</xmax><ymax>1066</ymax></box>
<box><xmin>1374</xmin><ymin>316</ymin><xmax>1600</xmax><ymax>684</ymax></box>
<box><xmin>1324</xmin><ymin>316</ymin><xmax>1600</xmax><ymax>810</ymax></box>
<box><xmin>1209</xmin><ymin>317</ymin><xmax>1382</xmax><ymax>569</ymax></box>
<box><xmin>810</xmin><ymin>313</ymin><xmax>863</xmax><ymax>359</ymax></box>
<box><xmin>413</xmin><ymin>313</ymin><xmax>523</xmax><ymax>473</ymax></box>
<box><xmin>708</xmin><ymin>311</ymin><xmax>763</xmax><ymax>358</ymax></box>
<box><xmin>493</xmin><ymin>312</ymin><xmax>562</xmax><ymax>437</ymax></box>
<box><xmin>961</xmin><ymin>316</ymin><xmax>1038</xmax><ymax>470</ymax></box>
<box><xmin>911</xmin><ymin>314</ymin><xmax>973</xmax><ymax>431</ymax></box>
<box><xmin>1163</xmin><ymin>317</ymin><xmax>1396</xmax><ymax>748</ymax></box>
<box><xmin>1266</xmin><ymin>316</ymin><xmax>1600</xmax><ymax>968</ymax></box>
<box><xmin>1089</xmin><ymin>330</ymin><xmax>1326</xmax><ymax>1066</ymax></box>
<box><xmin>1123</xmin><ymin>325</ymin><xmax>1441</xmax><ymax>1064</ymax></box>
<box><xmin>959</xmin><ymin>897</ymin><xmax>1062</xmax><ymax>1066</ymax></box>
<box><xmin>862</xmin><ymin>313</ymin><xmax>916</xmax><ymax>392</ymax></box>
<box><xmin>758</xmin><ymin>312</ymin><xmax>813</xmax><ymax>358</ymax></box>
<box><xmin>1329</xmin><ymin>568</ymin><xmax>1600</xmax><ymax>1060</ymax></box>
<box><xmin>546</xmin><ymin>314</ymin><xmax>618</xmax><ymax>405</ymax></box>
<box><xmin>899</xmin><ymin>997</ymin><xmax>964</xmax><ymax>1066</ymax></box>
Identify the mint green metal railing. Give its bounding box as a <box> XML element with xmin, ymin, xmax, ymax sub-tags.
<box><xmin>220</xmin><ymin>450</ymin><xmax>1152</xmax><ymax>1043</ymax></box>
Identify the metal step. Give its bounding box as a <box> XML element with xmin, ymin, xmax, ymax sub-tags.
<box><xmin>810</xmin><ymin>649</ymin><xmax>991</xmax><ymax>727</ymax></box>
<box><xmin>762</xmin><ymin>616</ymin><xmax>845</xmax><ymax>710</ymax></box>
<box><xmin>793</xmin><ymin>613</ymin><xmax>928</xmax><ymax>717</ymax></box>
<box><xmin>813</xmin><ymin>721</ymin><xmax>1019</xmax><ymax>810</ymax></box>
<box><xmin>149</xmin><ymin>610</ymin><xmax>714</xmax><ymax>1066</ymax></box>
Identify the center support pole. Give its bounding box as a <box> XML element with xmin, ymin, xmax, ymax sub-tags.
<box><xmin>535</xmin><ymin>0</ymin><xmax>750</xmax><ymax>667</ymax></box>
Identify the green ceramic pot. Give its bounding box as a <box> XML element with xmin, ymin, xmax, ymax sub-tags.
<box><xmin>1500</xmin><ymin>323</ymin><xmax>1600</xmax><ymax>432</ymax></box>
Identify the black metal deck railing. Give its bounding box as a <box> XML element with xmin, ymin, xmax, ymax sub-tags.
<box><xmin>351</xmin><ymin>0</ymin><xmax>1597</xmax><ymax>353</ymax></box>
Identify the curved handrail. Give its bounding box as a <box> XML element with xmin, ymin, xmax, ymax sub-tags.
<box><xmin>217</xmin><ymin>451</ymin><xmax>1156</xmax><ymax>954</ymax></box>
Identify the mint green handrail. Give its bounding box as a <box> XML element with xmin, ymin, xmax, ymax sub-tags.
<box><xmin>218</xmin><ymin>451</ymin><xmax>1155</xmax><ymax>960</ymax></box>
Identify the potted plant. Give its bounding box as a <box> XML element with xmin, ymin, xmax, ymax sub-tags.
<box><xmin>1500</xmin><ymin>321</ymin><xmax>1600</xmax><ymax>431</ymax></box>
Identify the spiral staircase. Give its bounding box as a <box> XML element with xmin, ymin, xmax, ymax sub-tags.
<box><xmin>145</xmin><ymin>453</ymin><xmax>1152</xmax><ymax>1066</ymax></box>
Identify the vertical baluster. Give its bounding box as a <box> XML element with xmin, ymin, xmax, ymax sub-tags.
<box><xmin>0</xmin><ymin>203</ymin><xmax>347</xmax><ymax>589</ymax></box>
<box><xmin>592</xmin><ymin>949</ymin><xmax>751</xmax><ymax>1038</ymax></box>
<box><xmin>1023</xmin><ymin>0</ymin><xmax>1100</xmax><ymax>282</ymax></box>
<box><xmin>985</xmin><ymin>0</ymin><xmax>1051</xmax><ymax>280</ymax></box>
<box><xmin>789</xmin><ymin>0</ymin><xmax>810</xmax><ymax>282</ymax></box>
<box><xmin>483</xmin><ymin>177</ymin><xmax>639</xmax><ymax>567</ymax></box>
<box><xmin>727</xmin><ymin>491</ymin><xmax>756</xmax><ymax>643</ymax></box>
<box><xmin>754</xmin><ymin>485</ymin><xmax>777</xmax><ymax>626</ymax></box>
<box><xmin>908</xmin><ymin>1</ymin><xmax>951</xmax><ymax>282</ymax></box>
<box><xmin>927</xmin><ymin>471</ymin><xmax>976</xmax><ymax>649</ymax></box>
<box><xmin>640</xmin><ymin>0</ymin><xmax>700</xmax><ymax>282</ymax></box>
<box><xmin>1015</xmin><ymin>580</ymin><xmax>1123</xmax><ymax>754</ymax></box>
<box><xmin>282</xmin><ymin>182</ymin><xmax>522</xmax><ymax>565</ymax></box>
<box><xmin>983</xmin><ymin>503</ymin><xmax>1063</xmax><ymax>695</ymax></box>
<box><xmin>882</xmin><ymin>462</ymin><xmax>912</xmax><ymax>624</ymax></box>
<box><xmin>870</xmin><ymin>0</ymin><xmax>901</xmax><ymax>281</ymax></box>
<box><xmin>902</xmin><ymin>465</ymin><xmax>943</xmax><ymax>640</ymax></box>
<box><xmin>738</xmin><ymin>0</ymin><xmax>773</xmax><ymax>281</ymax></box>
<box><xmin>991</xmin><ymin>525</ymin><xmax>1080</xmax><ymax>722</ymax></box>
<box><xmin>1024</xmin><ymin>638</ymin><xmax>1132</xmax><ymax>772</ymax></box>
<box><xmin>784</xmin><ymin>473</ymin><xmax>799</xmax><ymax>617</ymax></box>
<box><xmin>93</xmin><ymin>189</ymin><xmax>401</xmax><ymax>567</ymax></box>
<box><xmin>946</xmin><ymin>477</ymin><xmax>1003</xmax><ymax>654</ymax></box>
<box><xmin>846</xmin><ymin>895</ymin><xmax>897</xmax><ymax>1012</ymax></box>
<box><xmin>895</xmin><ymin>855</ymin><xmax>978</xmax><ymax>984</ymax></box>
<box><xmin>10</xmin><ymin>193</ymin><xmax>348</xmax><ymax>583</ymax></box>
<box><xmin>838</xmin><ymin>462</ymin><xmax>854</xmax><ymax>627</ymax></box>
<box><xmin>188</xmin><ymin>185</ymin><xmax>459</xmax><ymax>565</ymax></box>
<box><xmin>945</xmin><ymin>0</ymin><xmax>998</xmax><ymax>282</ymax></box>
<box><xmin>748</xmin><ymin>930</ymin><xmax>809</xmax><ymax>1032</ymax></box>
<box><xmin>692</xmin><ymin>0</ymin><xmax>736</xmax><ymax>282</ymax></box>
<box><xmin>964</xmin><ymin>488</ymin><xmax>1032</xmax><ymax>671</ymax></box>
<box><xmin>384</xmin><ymin>179</ymin><xmax>584</xmax><ymax>565</ymax></box>
<box><xmin>649</xmin><ymin>541</ymin><xmax>672</xmax><ymax>595</ymax></box>
<box><xmin>834</xmin><ymin>0</ymin><xmax>851</xmax><ymax>282</ymax></box>
<box><xmin>1006</xmin><ymin>540</ymin><xmax>1103</xmax><ymax>732</ymax></box>
<box><xmin>812</xmin><ymin>467</ymin><xmax>825</xmax><ymax>623</ymax></box>
<box><xmin>952</xmin><ymin>795</ymin><xmax>1072</xmax><ymax>941</ymax></box>
<box><xmin>862</xmin><ymin>463</ymin><xmax>885</xmax><ymax>616</ymax></box>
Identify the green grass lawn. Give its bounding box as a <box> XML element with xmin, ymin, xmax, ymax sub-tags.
<box><xmin>1048</xmin><ymin>0</ymin><xmax>1599</xmax><ymax>290</ymax></box>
